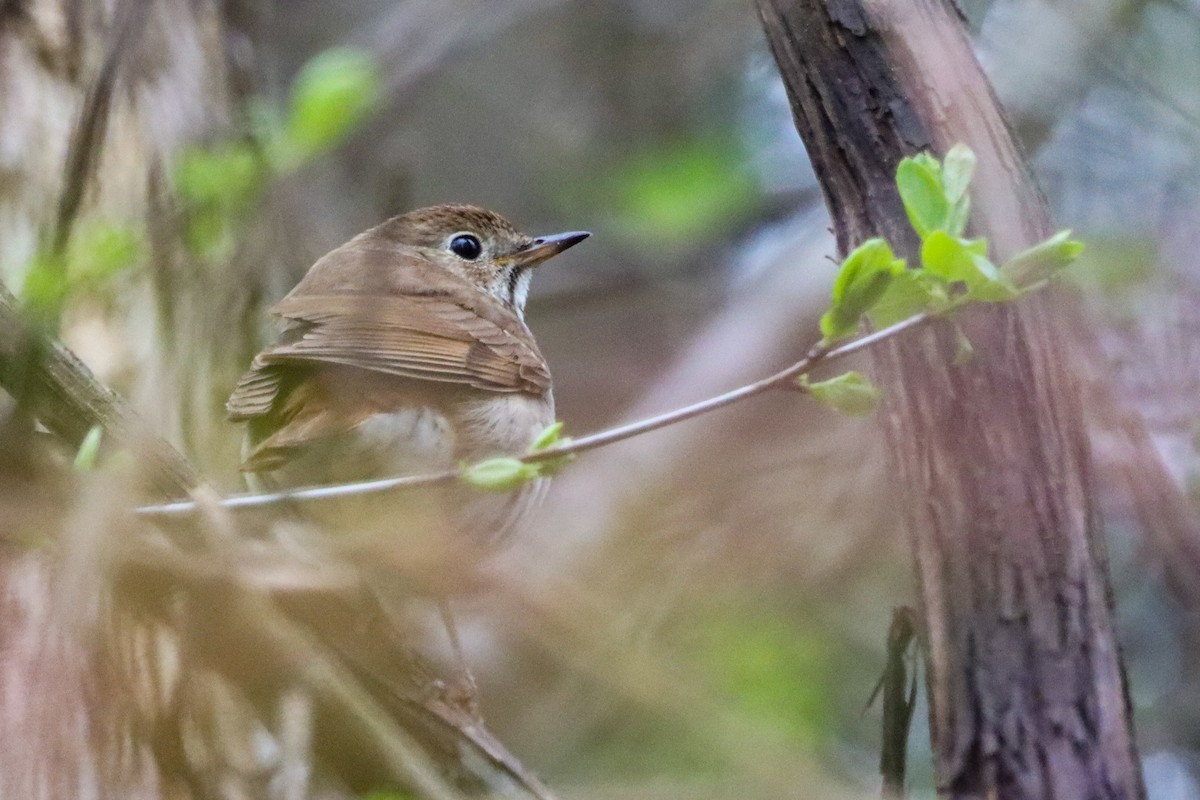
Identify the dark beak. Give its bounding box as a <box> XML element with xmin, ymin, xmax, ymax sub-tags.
<box><xmin>512</xmin><ymin>230</ymin><xmax>590</xmax><ymax>267</ymax></box>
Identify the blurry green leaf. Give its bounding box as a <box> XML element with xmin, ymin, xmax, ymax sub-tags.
<box><xmin>461</xmin><ymin>457</ymin><xmax>540</xmax><ymax>491</ymax></box>
<box><xmin>1000</xmin><ymin>229</ymin><xmax>1085</xmax><ymax>288</ymax></box>
<box><xmin>175</xmin><ymin>144</ymin><xmax>263</xmax><ymax>209</ymax></box>
<box><xmin>921</xmin><ymin>230</ymin><xmax>1017</xmax><ymax>302</ymax></box>
<box><xmin>964</xmin><ymin>237</ymin><xmax>988</xmax><ymax>256</ymax></box>
<box><xmin>67</xmin><ymin>221</ymin><xmax>142</xmax><ymax>288</ymax></box>
<box><xmin>609</xmin><ymin>136</ymin><xmax>759</xmax><ymax>246</ymax></box>
<box><xmin>285</xmin><ymin>48</ymin><xmax>379</xmax><ymax>161</ymax></box>
<box><xmin>361</xmin><ymin>792</ymin><xmax>417</xmax><ymax>800</ymax></box>
<box><xmin>22</xmin><ymin>252</ymin><xmax>68</xmax><ymax>322</ymax></box>
<box><xmin>820</xmin><ymin>238</ymin><xmax>900</xmax><ymax>341</ymax></box>
<box><xmin>530</xmin><ymin>421</ymin><xmax>565</xmax><ymax>451</ymax></box>
<box><xmin>73</xmin><ymin>426</ymin><xmax>103</xmax><ymax>471</ymax></box>
<box><xmin>869</xmin><ymin>268</ymin><xmax>936</xmax><ymax>327</ymax></box>
<box><xmin>182</xmin><ymin>206</ymin><xmax>234</xmax><ymax>259</ymax></box>
<box><xmin>800</xmin><ymin>371</ymin><xmax>882</xmax><ymax>416</ymax></box>
<box><xmin>695</xmin><ymin>608</ymin><xmax>836</xmax><ymax>747</ymax></box>
<box><xmin>940</xmin><ymin>144</ymin><xmax>976</xmax><ymax>203</ymax></box>
<box><xmin>945</xmin><ymin>193</ymin><xmax>971</xmax><ymax>238</ymax></box>
<box><xmin>896</xmin><ymin>156</ymin><xmax>949</xmax><ymax>238</ymax></box>
<box><xmin>910</xmin><ymin>151</ymin><xmax>942</xmax><ymax>176</ymax></box>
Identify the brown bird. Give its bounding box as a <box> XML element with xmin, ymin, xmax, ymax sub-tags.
<box><xmin>226</xmin><ymin>204</ymin><xmax>589</xmax><ymax>544</ymax></box>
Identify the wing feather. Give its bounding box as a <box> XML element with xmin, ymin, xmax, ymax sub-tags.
<box><xmin>225</xmin><ymin>293</ymin><xmax>549</xmax><ymax>425</ymax></box>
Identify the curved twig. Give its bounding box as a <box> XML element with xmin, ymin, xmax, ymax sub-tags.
<box><xmin>136</xmin><ymin>308</ymin><xmax>933</xmax><ymax>518</ymax></box>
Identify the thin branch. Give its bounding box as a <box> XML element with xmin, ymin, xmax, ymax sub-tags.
<box><xmin>51</xmin><ymin>0</ymin><xmax>151</xmax><ymax>256</ymax></box>
<box><xmin>136</xmin><ymin>307</ymin><xmax>936</xmax><ymax>518</ymax></box>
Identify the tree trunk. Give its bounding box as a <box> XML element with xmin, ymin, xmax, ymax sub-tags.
<box><xmin>754</xmin><ymin>2</ymin><xmax>1145</xmax><ymax>798</ymax></box>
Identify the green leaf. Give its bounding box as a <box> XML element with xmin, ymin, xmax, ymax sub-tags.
<box><xmin>73</xmin><ymin>425</ymin><xmax>103</xmax><ymax>471</ymax></box>
<box><xmin>175</xmin><ymin>144</ymin><xmax>263</xmax><ymax>209</ymax></box>
<box><xmin>21</xmin><ymin>252</ymin><xmax>68</xmax><ymax>322</ymax></box>
<box><xmin>896</xmin><ymin>156</ymin><xmax>949</xmax><ymax>238</ymax></box>
<box><xmin>67</xmin><ymin>221</ymin><xmax>142</xmax><ymax>288</ymax></box>
<box><xmin>800</xmin><ymin>371</ymin><xmax>883</xmax><ymax>417</ymax></box>
<box><xmin>821</xmin><ymin>238</ymin><xmax>900</xmax><ymax>341</ymax></box>
<box><xmin>964</xmin><ymin>237</ymin><xmax>988</xmax><ymax>256</ymax></box>
<box><xmin>945</xmin><ymin>193</ymin><xmax>971</xmax><ymax>238</ymax></box>
<box><xmin>1000</xmin><ymin>229</ymin><xmax>1085</xmax><ymax>288</ymax></box>
<box><xmin>910</xmin><ymin>151</ymin><xmax>942</xmax><ymax>177</ymax></box>
<box><xmin>921</xmin><ymin>231</ymin><xmax>1018</xmax><ymax>302</ymax></box>
<box><xmin>940</xmin><ymin>144</ymin><xmax>976</xmax><ymax>203</ymax></box>
<box><xmin>607</xmin><ymin>135</ymin><xmax>759</xmax><ymax>247</ymax></box>
<box><xmin>530</xmin><ymin>421</ymin><xmax>565</xmax><ymax>451</ymax></box>
<box><xmin>285</xmin><ymin>48</ymin><xmax>379</xmax><ymax>161</ymax></box>
<box><xmin>869</xmin><ymin>268</ymin><xmax>935</xmax><ymax>327</ymax></box>
<box><xmin>460</xmin><ymin>457</ymin><xmax>540</xmax><ymax>491</ymax></box>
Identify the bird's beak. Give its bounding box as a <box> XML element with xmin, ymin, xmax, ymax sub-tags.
<box><xmin>511</xmin><ymin>231</ymin><xmax>590</xmax><ymax>267</ymax></box>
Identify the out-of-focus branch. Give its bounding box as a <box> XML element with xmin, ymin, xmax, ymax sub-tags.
<box><xmin>0</xmin><ymin>285</ymin><xmax>200</xmax><ymax>497</ymax></box>
<box><xmin>51</xmin><ymin>0</ymin><xmax>150</xmax><ymax>256</ymax></box>
<box><xmin>0</xmin><ymin>0</ymin><xmax>199</xmax><ymax>499</ymax></box>
<box><xmin>117</xmin><ymin>528</ymin><xmax>559</xmax><ymax>799</ymax></box>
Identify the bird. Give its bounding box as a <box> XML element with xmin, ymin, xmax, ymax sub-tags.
<box><xmin>225</xmin><ymin>204</ymin><xmax>589</xmax><ymax>547</ymax></box>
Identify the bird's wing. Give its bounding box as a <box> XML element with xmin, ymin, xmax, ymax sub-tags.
<box><xmin>225</xmin><ymin>293</ymin><xmax>549</xmax><ymax>423</ymax></box>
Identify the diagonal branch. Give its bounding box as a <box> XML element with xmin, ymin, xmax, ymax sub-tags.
<box><xmin>135</xmin><ymin>295</ymin><xmax>1006</xmax><ymax>518</ymax></box>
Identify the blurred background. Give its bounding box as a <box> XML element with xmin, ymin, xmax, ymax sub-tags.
<box><xmin>1</xmin><ymin>0</ymin><xmax>1199</xmax><ymax>797</ymax></box>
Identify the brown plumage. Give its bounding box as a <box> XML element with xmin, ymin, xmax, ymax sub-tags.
<box><xmin>226</xmin><ymin>204</ymin><xmax>588</xmax><ymax>538</ymax></box>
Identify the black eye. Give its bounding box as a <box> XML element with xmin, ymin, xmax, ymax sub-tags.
<box><xmin>449</xmin><ymin>234</ymin><xmax>482</xmax><ymax>260</ymax></box>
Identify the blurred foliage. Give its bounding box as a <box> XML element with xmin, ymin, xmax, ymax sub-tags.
<box><xmin>693</xmin><ymin>605</ymin><xmax>837</xmax><ymax>749</ymax></box>
<box><xmin>604</xmin><ymin>134</ymin><xmax>762</xmax><ymax>252</ymax></box>
<box><xmin>174</xmin><ymin>47</ymin><xmax>380</xmax><ymax>260</ymax></box>
<box><xmin>283</xmin><ymin>48</ymin><xmax>380</xmax><ymax>164</ymax></box>
<box><xmin>66</xmin><ymin>220</ymin><xmax>144</xmax><ymax>292</ymax></box>
<box><xmin>802</xmin><ymin>371</ymin><xmax>883</xmax><ymax>417</ymax></box>
<box><xmin>21</xmin><ymin>219</ymin><xmax>142</xmax><ymax>327</ymax></box>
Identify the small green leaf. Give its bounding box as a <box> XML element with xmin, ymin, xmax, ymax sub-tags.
<box><xmin>910</xmin><ymin>152</ymin><xmax>942</xmax><ymax>177</ymax></box>
<box><xmin>67</xmin><ymin>221</ymin><xmax>142</xmax><ymax>288</ymax></box>
<box><xmin>965</xmin><ymin>254</ymin><xmax>1019</xmax><ymax>301</ymax></box>
<box><xmin>821</xmin><ymin>238</ymin><xmax>899</xmax><ymax>341</ymax></box>
<box><xmin>22</xmin><ymin>252</ymin><xmax>68</xmax><ymax>321</ymax></box>
<box><xmin>869</xmin><ymin>268</ymin><xmax>936</xmax><ymax>327</ymax></box>
<box><xmin>530</xmin><ymin>421</ymin><xmax>565</xmax><ymax>451</ymax></box>
<box><xmin>921</xmin><ymin>231</ymin><xmax>1018</xmax><ymax>302</ymax></box>
<box><xmin>285</xmin><ymin>48</ymin><xmax>379</xmax><ymax>161</ymax></box>
<box><xmin>896</xmin><ymin>156</ymin><xmax>950</xmax><ymax>238</ymax></box>
<box><xmin>606</xmin><ymin>135</ymin><xmax>760</xmax><ymax>248</ymax></box>
<box><xmin>800</xmin><ymin>371</ymin><xmax>883</xmax><ymax>417</ymax></box>
<box><xmin>940</xmin><ymin>144</ymin><xmax>976</xmax><ymax>203</ymax></box>
<box><xmin>1000</xmin><ymin>229</ymin><xmax>1085</xmax><ymax>288</ymax></box>
<box><xmin>74</xmin><ymin>425</ymin><xmax>103</xmax><ymax>471</ymax></box>
<box><xmin>964</xmin><ymin>237</ymin><xmax>988</xmax><ymax>256</ymax></box>
<box><xmin>945</xmin><ymin>193</ymin><xmax>971</xmax><ymax>238</ymax></box>
<box><xmin>175</xmin><ymin>144</ymin><xmax>263</xmax><ymax>209</ymax></box>
<box><xmin>461</xmin><ymin>457</ymin><xmax>540</xmax><ymax>491</ymax></box>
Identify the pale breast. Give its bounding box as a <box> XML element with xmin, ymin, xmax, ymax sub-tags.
<box><xmin>256</xmin><ymin>392</ymin><xmax>555</xmax><ymax>545</ymax></box>
<box><xmin>450</xmin><ymin>391</ymin><xmax>556</xmax><ymax>461</ymax></box>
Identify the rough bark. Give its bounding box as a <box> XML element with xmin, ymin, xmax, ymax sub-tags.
<box><xmin>754</xmin><ymin>2</ymin><xmax>1145</xmax><ymax>798</ymax></box>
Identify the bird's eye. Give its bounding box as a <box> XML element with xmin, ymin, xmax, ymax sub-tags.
<box><xmin>449</xmin><ymin>234</ymin><xmax>482</xmax><ymax>260</ymax></box>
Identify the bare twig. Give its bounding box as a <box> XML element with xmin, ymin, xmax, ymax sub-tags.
<box><xmin>134</xmin><ymin>307</ymin><xmax>936</xmax><ymax>518</ymax></box>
